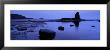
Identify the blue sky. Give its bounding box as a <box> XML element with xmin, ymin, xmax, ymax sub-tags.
<box><xmin>11</xmin><ymin>10</ymin><xmax>100</xmax><ymax>19</ymax></box>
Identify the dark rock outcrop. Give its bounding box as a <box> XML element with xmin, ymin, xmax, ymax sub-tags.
<box><xmin>75</xmin><ymin>12</ymin><xmax>80</xmax><ymax>20</ymax></box>
<box><xmin>11</xmin><ymin>14</ymin><xmax>26</xmax><ymax>19</ymax></box>
<box><xmin>39</xmin><ymin>29</ymin><xmax>56</xmax><ymax>40</ymax></box>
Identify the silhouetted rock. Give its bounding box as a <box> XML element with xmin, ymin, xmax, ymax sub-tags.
<box><xmin>73</xmin><ymin>12</ymin><xmax>81</xmax><ymax>28</ymax></box>
<box><xmin>75</xmin><ymin>12</ymin><xmax>80</xmax><ymax>20</ymax></box>
<box><xmin>61</xmin><ymin>18</ymin><xmax>73</xmax><ymax>22</ymax></box>
<box><xmin>60</xmin><ymin>12</ymin><xmax>81</xmax><ymax>22</ymax></box>
<box><xmin>91</xmin><ymin>26</ymin><xmax>95</xmax><ymax>27</ymax></box>
<box><xmin>11</xmin><ymin>14</ymin><xmax>26</xmax><ymax>19</ymax></box>
<box><xmin>70</xmin><ymin>24</ymin><xmax>74</xmax><ymax>27</ymax></box>
<box><xmin>39</xmin><ymin>29</ymin><xmax>56</xmax><ymax>40</ymax></box>
<box><xmin>98</xmin><ymin>20</ymin><xmax>100</xmax><ymax>22</ymax></box>
<box><xmin>58</xmin><ymin>26</ymin><xmax>64</xmax><ymax>30</ymax></box>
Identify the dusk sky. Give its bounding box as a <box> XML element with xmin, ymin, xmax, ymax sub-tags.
<box><xmin>11</xmin><ymin>10</ymin><xmax>100</xmax><ymax>19</ymax></box>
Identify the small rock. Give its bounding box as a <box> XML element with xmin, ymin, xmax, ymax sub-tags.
<box><xmin>58</xmin><ymin>26</ymin><xmax>64</xmax><ymax>30</ymax></box>
<box><xmin>91</xmin><ymin>26</ymin><xmax>95</xmax><ymax>27</ymax></box>
<box><xmin>70</xmin><ymin>24</ymin><xmax>74</xmax><ymax>27</ymax></box>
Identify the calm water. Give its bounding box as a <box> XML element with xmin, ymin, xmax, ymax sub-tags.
<box><xmin>11</xmin><ymin>21</ymin><xmax>100</xmax><ymax>40</ymax></box>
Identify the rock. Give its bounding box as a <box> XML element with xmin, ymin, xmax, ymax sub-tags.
<box><xmin>11</xmin><ymin>14</ymin><xmax>26</xmax><ymax>19</ymax></box>
<box><xmin>75</xmin><ymin>12</ymin><xmax>80</xmax><ymax>20</ymax></box>
<box><xmin>91</xmin><ymin>26</ymin><xmax>95</xmax><ymax>27</ymax></box>
<box><xmin>39</xmin><ymin>29</ymin><xmax>56</xmax><ymax>40</ymax></box>
<box><xmin>58</xmin><ymin>26</ymin><xmax>64</xmax><ymax>30</ymax></box>
<box><xmin>98</xmin><ymin>20</ymin><xmax>100</xmax><ymax>22</ymax></box>
<box><xmin>70</xmin><ymin>24</ymin><xmax>74</xmax><ymax>27</ymax></box>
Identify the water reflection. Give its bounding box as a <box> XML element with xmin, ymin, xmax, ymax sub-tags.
<box><xmin>73</xmin><ymin>21</ymin><xmax>80</xmax><ymax>28</ymax></box>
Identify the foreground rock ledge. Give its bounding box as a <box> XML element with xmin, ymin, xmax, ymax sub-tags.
<box><xmin>39</xmin><ymin>29</ymin><xmax>56</xmax><ymax>40</ymax></box>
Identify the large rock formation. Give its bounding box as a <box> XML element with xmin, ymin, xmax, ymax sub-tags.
<box><xmin>75</xmin><ymin>12</ymin><xmax>80</xmax><ymax>20</ymax></box>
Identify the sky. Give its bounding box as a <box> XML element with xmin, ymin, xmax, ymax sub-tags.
<box><xmin>11</xmin><ymin>10</ymin><xmax>100</xmax><ymax>19</ymax></box>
